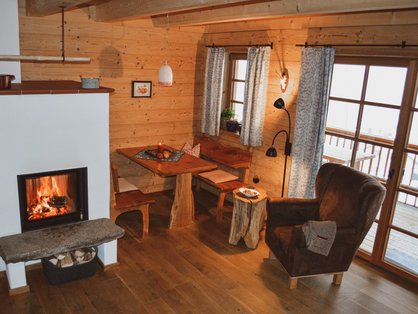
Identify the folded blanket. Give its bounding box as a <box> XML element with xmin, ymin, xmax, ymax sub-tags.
<box><xmin>302</xmin><ymin>220</ymin><xmax>337</xmax><ymax>256</ymax></box>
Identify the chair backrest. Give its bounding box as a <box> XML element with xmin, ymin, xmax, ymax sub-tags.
<box><xmin>316</xmin><ymin>163</ymin><xmax>386</xmax><ymax>245</ymax></box>
<box><xmin>110</xmin><ymin>162</ymin><xmax>121</xmax><ymax>193</ymax></box>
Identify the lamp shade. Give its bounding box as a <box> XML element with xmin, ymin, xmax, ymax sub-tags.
<box><xmin>273</xmin><ymin>98</ymin><xmax>285</xmax><ymax>109</ymax></box>
<box><xmin>266</xmin><ymin>147</ymin><xmax>278</xmax><ymax>157</ymax></box>
<box><xmin>158</xmin><ymin>61</ymin><xmax>173</xmax><ymax>86</ymax></box>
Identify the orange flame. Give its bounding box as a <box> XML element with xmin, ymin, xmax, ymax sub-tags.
<box><xmin>26</xmin><ymin>175</ymin><xmax>74</xmax><ymax>221</ymax></box>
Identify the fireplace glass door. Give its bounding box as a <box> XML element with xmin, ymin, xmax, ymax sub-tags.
<box><xmin>18</xmin><ymin>167</ymin><xmax>88</xmax><ymax>232</ymax></box>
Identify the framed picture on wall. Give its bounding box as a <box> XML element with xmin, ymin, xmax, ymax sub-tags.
<box><xmin>132</xmin><ymin>81</ymin><xmax>152</xmax><ymax>98</ymax></box>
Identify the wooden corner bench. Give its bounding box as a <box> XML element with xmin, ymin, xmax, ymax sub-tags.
<box><xmin>193</xmin><ymin>135</ymin><xmax>252</xmax><ymax>222</ymax></box>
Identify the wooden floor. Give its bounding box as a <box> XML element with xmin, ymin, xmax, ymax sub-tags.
<box><xmin>1</xmin><ymin>189</ymin><xmax>417</xmax><ymax>314</ymax></box>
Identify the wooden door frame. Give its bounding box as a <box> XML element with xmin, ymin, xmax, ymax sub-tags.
<box><xmin>332</xmin><ymin>56</ymin><xmax>418</xmax><ymax>284</ymax></box>
<box><xmin>372</xmin><ymin>60</ymin><xmax>418</xmax><ymax>283</ymax></box>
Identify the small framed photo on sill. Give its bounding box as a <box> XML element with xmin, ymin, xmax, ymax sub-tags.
<box><xmin>132</xmin><ymin>81</ymin><xmax>152</xmax><ymax>98</ymax></box>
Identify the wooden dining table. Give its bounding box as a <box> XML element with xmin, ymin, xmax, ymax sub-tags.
<box><xmin>116</xmin><ymin>145</ymin><xmax>217</xmax><ymax>229</ymax></box>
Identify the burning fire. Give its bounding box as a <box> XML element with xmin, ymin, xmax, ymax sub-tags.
<box><xmin>27</xmin><ymin>175</ymin><xmax>73</xmax><ymax>221</ymax></box>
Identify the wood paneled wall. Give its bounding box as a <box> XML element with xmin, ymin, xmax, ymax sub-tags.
<box><xmin>201</xmin><ymin>11</ymin><xmax>418</xmax><ymax>197</ymax></box>
<box><xmin>17</xmin><ymin>1</ymin><xmax>205</xmax><ymax>192</ymax></box>
<box><xmin>17</xmin><ymin>2</ymin><xmax>418</xmax><ymax>196</ymax></box>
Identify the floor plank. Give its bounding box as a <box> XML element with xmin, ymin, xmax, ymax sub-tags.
<box><xmin>1</xmin><ymin>189</ymin><xmax>417</xmax><ymax>314</ymax></box>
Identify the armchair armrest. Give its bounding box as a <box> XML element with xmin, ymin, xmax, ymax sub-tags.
<box><xmin>267</xmin><ymin>198</ymin><xmax>320</xmax><ymax>227</ymax></box>
<box><xmin>287</xmin><ymin>225</ymin><xmax>358</xmax><ymax>260</ymax></box>
<box><xmin>289</xmin><ymin>225</ymin><xmax>358</xmax><ymax>248</ymax></box>
<box><xmin>287</xmin><ymin>226</ymin><xmax>358</xmax><ymax>253</ymax></box>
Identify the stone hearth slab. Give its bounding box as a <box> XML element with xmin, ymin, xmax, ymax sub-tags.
<box><xmin>0</xmin><ymin>218</ymin><xmax>124</xmax><ymax>264</ymax></box>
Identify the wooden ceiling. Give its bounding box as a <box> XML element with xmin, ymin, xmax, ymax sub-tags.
<box><xmin>25</xmin><ymin>0</ymin><xmax>418</xmax><ymax>26</ymax></box>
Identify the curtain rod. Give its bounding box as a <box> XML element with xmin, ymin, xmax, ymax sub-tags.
<box><xmin>296</xmin><ymin>41</ymin><xmax>418</xmax><ymax>48</ymax></box>
<box><xmin>206</xmin><ymin>42</ymin><xmax>273</xmax><ymax>49</ymax></box>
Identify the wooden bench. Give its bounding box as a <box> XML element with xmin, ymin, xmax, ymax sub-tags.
<box><xmin>0</xmin><ymin>218</ymin><xmax>124</xmax><ymax>295</ymax></box>
<box><xmin>0</xmin><ymin>219</ymin><xmax>124</xmax><ymax>265</ymax></box>
<box><xmin>110</xmin><ymin>163</ymin><xmax>155</xmax><ymax>238</ymax></box>
<box><xmin>111</xmin><ymin>162</ymin><xmax>138</xmax><ymax>193</ymax></box>
<box><xmin>193</xmin><ymin>135</ymin><xmax>252</xmax><ymax>223</ymax></box>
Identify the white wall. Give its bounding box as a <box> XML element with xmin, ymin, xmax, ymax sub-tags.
<box><xmin>0</xmin><ymin>93</ymin><xmax>110</xmax><ymax>271</ymax></box>
<box><xmin>0</xmin><ymin>0</ymin><xmax>21</xmax><ymax>82</ymax></box>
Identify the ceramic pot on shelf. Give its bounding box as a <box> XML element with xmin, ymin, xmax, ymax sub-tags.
<box><xmin>0</xmin><ymin>74</ymin><xmax>15</xmax><ymax>90</ymax></box>
<box><xmin>226</xmin><ymin>120</ymin><xmax>239</xmax><ymax>133</ymax></box>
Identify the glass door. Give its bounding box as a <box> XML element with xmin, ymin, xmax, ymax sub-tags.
<box><xmin>381</xmin><ymin>68</ymin><xmax>418</xmax><ymax>279</ymax></box>
<box><xmin>324</xmin><ymin>57</ymin><xmax>418</xmax><ymax>282</ymax></box>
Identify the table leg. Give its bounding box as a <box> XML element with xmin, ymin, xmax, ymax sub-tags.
<box><xmin>169</xmin><ymin>172</ymin><xmax>195</xmax><ymax>229</ymax></box>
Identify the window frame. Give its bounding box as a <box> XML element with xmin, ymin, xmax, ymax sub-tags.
<box><xmin>324</xmin><ymin>55</ymin><xmax>418</xmax><ymax>284</ymax></box>
<box><xmin>225</xmin><ymin>53</ymin><xmax>247</xmax><ymax>123</ymax></box>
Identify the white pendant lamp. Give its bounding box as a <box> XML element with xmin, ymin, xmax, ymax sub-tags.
<box><xmin>158</xmin><ymin>14</ymin><xmax>173</xmax><ymax>87</ymax></box>
<box><xmin>158</xmin><ymin>60</ymin><xmax>173</xmax><ymax>86</ymax></box>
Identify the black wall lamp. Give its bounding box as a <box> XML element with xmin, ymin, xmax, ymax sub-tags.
<box><xmin>266</xmin><ymin>98</ymin><xmax>292</xmax><ymax>197</ymax></box>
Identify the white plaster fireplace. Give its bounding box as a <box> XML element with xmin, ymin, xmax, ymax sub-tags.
<box><xmin>0</xmin><ymin>82</ymin><xmax>116</xmax><ymax>291</ymax></box>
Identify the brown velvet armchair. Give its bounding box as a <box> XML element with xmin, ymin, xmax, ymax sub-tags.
<box><xmin>266</xmin><ymin>163</ymin><xmax>386</xmax><ymax>288</ymax></box>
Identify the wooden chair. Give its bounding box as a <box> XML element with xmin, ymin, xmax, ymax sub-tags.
<box><xmin>111</xmin><ymin>162</ymin><xmax>138</xmax><ymax>193</ymax></box>
<box><xmin>110</xmin><ymin>163</ymin><xmax>155</xmax><ymax>238</ymax></box>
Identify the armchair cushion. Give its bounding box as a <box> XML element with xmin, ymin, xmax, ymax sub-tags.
<box><xmin>267</xmin><ymin>198</ymin><xmax>320</xmax><ymax>227</ymax></box>
<box><xmin>270</xmin><ymin>225</ymin><xmax>306</xmax><ymax>254</ymax></box>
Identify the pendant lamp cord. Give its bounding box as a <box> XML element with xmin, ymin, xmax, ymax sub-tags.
<box><xmin>165</xmin><ymin>13</ymin><xmax>169</xmax><ymax>63</ymax></box>
<box><xmin>61</xmin><ymin>6</ymin><xmax>65</xmax><ymax>63</ymax></box>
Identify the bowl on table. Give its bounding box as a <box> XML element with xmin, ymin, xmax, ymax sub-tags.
<box><xmin>238</xmin><ymin>187</ymin><xmax>260</xmax><ymax>198</ymax></box>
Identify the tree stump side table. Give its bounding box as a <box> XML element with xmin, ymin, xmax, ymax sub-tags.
<box><xmin>228</xmin><ymin>187</ymin><xmax>267</xmax><ymax>249</ymax></box>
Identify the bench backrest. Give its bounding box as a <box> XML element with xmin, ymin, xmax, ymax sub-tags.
<box><xmin>194</xmin><ymin>135</ymin><xmax>252</xmax><ymax>170</ymax></box>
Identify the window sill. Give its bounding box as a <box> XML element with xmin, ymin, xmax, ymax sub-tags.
<box><xmin>220</xmin><ymin>128</ymin><xmax>240</xmax><ymax>137</ymax></box>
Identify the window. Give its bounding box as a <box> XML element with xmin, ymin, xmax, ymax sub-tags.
<box><xmin>226</xmin><ymin>53</ymin><xmax>247</xmax><ymax>123</ymax></box>
<box><xmin>324</xmin><ymin>56</ymin><xmax>418</xmax><ymax>281</ymax></box>
<box><xmin>324</xmin><ymin>61</ymin><xmax>407</xmax><ymax>179</ymax></box>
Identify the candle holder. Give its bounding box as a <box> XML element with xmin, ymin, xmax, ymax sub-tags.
<box><xmin>157</xmin><ymin>142</ymin><xmax>163</xmax><ymax>153</ymax></box>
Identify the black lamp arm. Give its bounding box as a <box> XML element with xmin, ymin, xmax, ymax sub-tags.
<box><xmin>271</xmin><ymin>129</ymin><xmax>288</xmax><ymax>145</ymax></box>
<box><xmin>271</xmin><ymin>129</ymin><xmax>292</xmax><ymax>156</ymax></box>
<box><xmin>283</xmin><ymin>107</ymin><xmax>291</xmax><ymax>139</ymax></box>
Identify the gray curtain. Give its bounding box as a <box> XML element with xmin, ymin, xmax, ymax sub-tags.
<box><xmin>240</xmin><ymin>46</ymin><xmax>271</xmax><ymax>147</ymax></box>
<box><xmin>288</xmin><ymin>47</ymin><xmax>335</xmax><ymax>198</ymax></box>
<box><xmin>201</xmin><ymin>47</ymin><xmax>226</xmax><ymax>136</ymax></box>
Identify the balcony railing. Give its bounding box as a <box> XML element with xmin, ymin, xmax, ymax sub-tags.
<box><xmin>324</xmin><ymin>133</ymin><xmax>418</xmax><ymax>206</ymax></box>
<box><xmin>324</xmin><ymin>132</ymin><xmax>418</xmax><ymax>274</ymax></box>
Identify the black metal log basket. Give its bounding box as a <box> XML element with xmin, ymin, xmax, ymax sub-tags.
<box><xmin>41</xmin><ymin>247</ymin><xmax>97</xmax><ymax>285</ymax></box>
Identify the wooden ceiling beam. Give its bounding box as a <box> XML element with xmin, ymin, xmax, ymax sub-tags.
<box><xmin>203</xmin><ymin>10</ymin><xmax>418</xmax><ymax>33</ymax></box>
<box><xmin>25</xmin><ymin>0</ymin><xmax>99</xmax><ymax>16</ymax></box>
<box><xmin>151</xmin><ymin>0</ymin><xmax>418</xmax><ymax>27</ymax></box>
<box><xmin>92</xmin><ymin>0</ymin><xmax>259</xmax><ymax>22</ymax></box>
